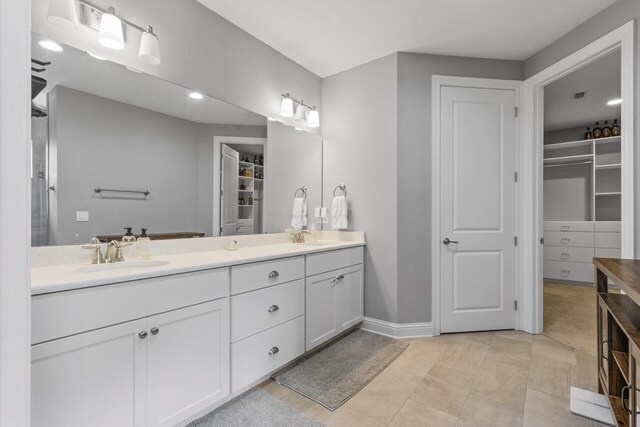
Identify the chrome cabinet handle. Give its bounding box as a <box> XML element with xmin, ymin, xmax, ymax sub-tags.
<box><xmin>337</xmin><ymin>274</ymin><xmax>345</xmax><ymax>280</ymax></box>
<box><xmin>561</xmin><ymin>253</ymin><xmax>570</xmax><ymax>259</ymax></box>
<box><xmin>139</xmin><ymin>331</ymin><xmax>148</xmax><ymax>339</ymax></box>
<box><xmin>268</xmin><ymin>271</ymin><xmax>279</xmax><ymax>278</ymax></box>
<box><xmin>268</xmin><ymin>305</ymin><xmax>279</xmax><ymax>313</ymax></box>
<box><xmin>560</xmin><ymin>226</ymin><xmax>570</xmax><ymax>231</ymax></box>
<box><xmin>443</xmin><ymin>238</ymin><xmax>459</xmax><ymax>245</ymax></box>
<box><xmin>268</xmin><ymin>346</ymin><xmax>279</xmax><ymax>356</ymax></box>
<box><xmin>560</xmin><ymin>238</ymin><xmax>570</xmax><ymax>244</ymax></box>
<box><xmin>601</xmin><ymin>340</ymin><xmax>608</xmax><ymax>361</ymax></box>
<box><xmin>561</xmin><ymin>269</ymin><xmax>570</xmax><ymax>276</ymax></box>
<box><xmin>150</xmin><ymin>327</ymin><xmax>159</xmax><ymax>335</ymax></box>
<box><xmin>622</xmin><ymin>385</ymin><xmax>630</xmax><ymax>413</ymax></box>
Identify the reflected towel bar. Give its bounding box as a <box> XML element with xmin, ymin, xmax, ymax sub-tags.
<box><xmin>333</xmin><ymin>183</ymin><xmax>347</xmax><ymax>197</ymax></box>
<box><xmin>94</xmin><ymin>187</ymin><xmax>150</xmax><ymax>196</ymax></box>
<box><xmin>294</xmin><ymin>186</ymin><xmax>307</xmax><ymax>200</ymax></box>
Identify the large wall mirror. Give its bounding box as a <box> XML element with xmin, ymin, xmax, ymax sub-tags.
<box><xmin>31</xmin><ymin>32</ymin><xmax>323</xmax><ymax>246</ymax></box>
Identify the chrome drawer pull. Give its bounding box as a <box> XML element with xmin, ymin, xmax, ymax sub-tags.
<box><xmin>268</xmin><ymin>304</ymin><xmax>280</xmax><ymax>313</ymax></box>
<box><xmin>561</xmin><ymin>253</ymin><xmax>570</xmax><ymax>259</ymax></box>
<box><xmin>268</xmin><ymin>346</ymin><xmax>279</xmax><ymax>356</ymax></box>
<box><xmin>560</xmin><ymin>238</ymin><xmax>570</xmax><ymax>244</ymax></box>
<box><xmin>150</xmin><ymin>327</ymin><xmax>159</xmax><ymax>335</ymax></box>
<box><xmin>561</xmin><ymin>269</ymin><xmax>570</xmax><ymax>276</ymax></box>
<box><xmin>560</xmin><ymin>226</ymin><xmax>570</xmax><ymax>231</ymax></box>
<box><xmin>138</xmin><ymin>331</ymin><xmax>148</xmax><ymax>339</ymax></box>
<box><xmin>268</xmin><ymin>271</ymin><xmax>279</xmax><ymax>278</ymax></box>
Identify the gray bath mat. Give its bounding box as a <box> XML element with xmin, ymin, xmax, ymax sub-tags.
<box><xmin>187</xmin><ymin>387</ymin><xmax>324</xmax><ymax>427</ymax></box>
<box><xmin>272</xmin><ymin>329</ymin><xmax>408</xmax><ymax>410</ymax></box>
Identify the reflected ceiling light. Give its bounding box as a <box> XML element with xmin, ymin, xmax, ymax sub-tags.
<box><xmin>126</xmin><ymin>66</ymin><xmax>143</xmax><ymax>73</ymax></box>
<box><xmin>280</xmin><ymin>95</ymin><xmax>294</xmax><ymax>118</ymax></box>
<box><xmin>189</xmin><ymin>92</ymin><xmax>204</xmax><ymax>100</ymax></box>
<box><xmin>39</xmin><ymin>40</ymin><xmax>64</xmax><ymax>52</ymax></box>
<box><xmin>98</xmin><ymin>7</ymin><xmax>125</xmax><ymax>50</ymax></box>
<box><xmin>307</xmin><ymin>108</ymin><xmax>320</xmax><ymax>128</ymax></box>
<box><xmin>86</xmin><ymin>51</ymin><xmax>106</xmax><ymax>60</ymax></box>
<box><xmin>48</xmin><ymin>0</ymin><xmax>79</xmax><ymax>30</ymax></box>
<box><xmin>294</xmin><ymin>127</ymin><xmax>304</xmax><ymax>131</ymax></box>
<box><xmin>295</xmin><ymin>101</ymin><xmax>307</xmax><ymax>122</ymax></box>
<box><xmin>138</xmin><ymin>26</ymin><xmax>161</xmax><ymax>65</ymax></box>
<box><xmin>607</xmin><ymin>98</ymin><xmax>622</xmax><ymax>106</ymax></box>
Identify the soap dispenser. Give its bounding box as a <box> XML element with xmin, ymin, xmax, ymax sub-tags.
<box><xmin>136</xmin><ymin>228</ymin><xmax>151</xmax><ymax>260</ymax></box>
<box><xmin>123</xmin><ymin>227</ymin><xmax>136</xmax><ymax>243</ymax></box>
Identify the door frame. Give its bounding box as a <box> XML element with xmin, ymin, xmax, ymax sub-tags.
<box><xmin>212</xmin><ymin>136</ymin><xmax>267</xmax><ymax>236</ymax></box>
<box><xmin>431</xmin><ymin>76</ymin><xmax>523</xmax><ymax>336</ymax></box>
<box><xmin>520</xmin><ymin>20</ymin><xmax>635</xmax><ymax>334</ymax></box>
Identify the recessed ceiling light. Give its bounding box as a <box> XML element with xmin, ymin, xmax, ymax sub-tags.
<box><xmin>607</xmin><ymin>98</ymin><xmax>622</xmax><ymax>106</ymax></box>
<box><xmin>189</xmin><ymin>92</ymin><xmax>204</xmax><ymax>100</ymax></box>
<box><xmin>39</xmin><ymin>40</ymin><xmax>63</xmax><ymax>52</ymax></box>
<box><xmin>86</xmin><ymin>52</ymin><xmax>107</xmax><ymax>60</ymax></box>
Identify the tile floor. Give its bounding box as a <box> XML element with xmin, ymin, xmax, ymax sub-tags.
<box><xmin>259</xmin><ymin>282</ymin><xmax>605</xmax><ymax>426</ymax></box>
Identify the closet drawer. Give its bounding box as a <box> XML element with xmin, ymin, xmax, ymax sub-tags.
<box><xmin>543</xmin><ymin>231</ymin><xmax>594</xmax><ymax>248</ymax></box>
<box><xmin>544</xmin><ymin>261</ymin><xmax>594</xmax><ymax>283</ymax></box>
<box><xmin>231</xmin><ymin>256</ymin><xmax>304</xmax><ymax>295</ymax></box>
<box><xmin>595</xmin><ymin>222</ymin><xmax>621</xmax><ymax>232</ymax></box>
<box><xmin>231</xmin><ymin>280</ymin><xmax>304</xmax><ymax>342</ymax></box>
<box><xmin>544</xmin><ymin>221</ymin><xmax>594</xmax><ymax>232</ymax></box>
<box><xmin>231</xmin><ymin>316</ymin><xmax>304</xmax><ymax>392</ymax></box>
<box><xmin>543</xmin><ymin>246</ymin><xmax>594</xmax><ymax>263</ymax></box>
<box><xmin>595</xmin><ymin>232</ymin><xmax>621</xmax><ymax>249</ymax></box>
<box><xmin>595</xmin><ymin>248</ymin><xmax>621</xmax><ymax>258</ymax></box>
<box><xmin>306</xmin><ymin>246</ymin><xmax>364</xmax><ymax>277</ymax></box>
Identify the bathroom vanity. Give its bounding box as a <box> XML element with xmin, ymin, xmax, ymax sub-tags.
<box><xmin>30</xmin><ymin>234</ymin><xmax>364</xmax><ymax>427</ymax></box>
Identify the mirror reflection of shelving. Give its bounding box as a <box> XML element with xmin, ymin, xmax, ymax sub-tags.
<box><xmin>237</xmin><ymin>150</ymin><xmax>265</xmax><ymax>233</ymax></box>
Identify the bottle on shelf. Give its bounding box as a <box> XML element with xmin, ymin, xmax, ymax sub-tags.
<box><xmin>239</xmin><ymin>195</ymin><xmax>244</xmax><ymax>205</ymax></box>
<box><xmin>584</xmin><ymin>127</ymin><xmax>593</xmax><ymax>140</ymax></box>
<box><xmin>602</xmin><ymin>120</ymin><xmax>612</xmax><ymax>138</ymax></box>
<box><xmin>253</xmin><ymin>155</ymin><xmax>258</xmax><ymax>164</ymax></box>
<box><xmin>612</xmin><ymin>119</ymin><xmax>621</xmax><ymax>136</ymax></box>
<box><xmin>136</xmin><ymin>228</ymin><xmax>151</xmax><ymax>260</ymax></box>
<box><xmin>593</xmin><ymin>122</ymin><xmax>602</xmax><ymax>139</ymax></box>
<box><xmin>259</xmin><ymin>154</ymin><xmax>264</xmax><ymax>165</ymax></box>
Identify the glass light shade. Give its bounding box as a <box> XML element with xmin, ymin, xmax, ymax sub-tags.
<box><xmin>139</xmin><ymin>30</ymin><xmax>161</xmax><ymax>65</ymax></box>
<box><xmin>99</xmin><ymin>12</ymin><xmax>125</xmax><ymax>50</ymax></box>
<box><xmin>307</xmin><ymin>109</ymin><xmax>320</xmax><ymax>128</ymax></box>
<box><xmin>47</xmin><ymin>0</ymin><xmax>78</xmax><ymax>30</ymax></box>
<box><xmin>295</xmin><ymin>103</ymin><xmax>307</xmax><ymax>122</ymax></box>
<box><xmin>280</xmin><ymin>97</ymin><xmax>294</xmax><ymax>118</ymax></box>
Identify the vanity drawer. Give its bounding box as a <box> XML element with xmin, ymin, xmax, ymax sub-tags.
<box><xmin>544</xmin><ymin>261</ymin><xmax>594</xmax><ymax>283</ymax></box>
<box><xmin>544</xmin><ymin>221</ymin><xmax>594</xmax><ymax>232</ymax></box>
<box><xmin>543</xmin><ymin>246</ymin><xmax>594</xmax><ymax>263</ymax></box>
<box><xmin>32</xmin><ymin>268</ymin><xmax>229</xmax><ymax>345</ymax></box>
<box><xmin>595</xmin><ymin>232</ymin><xmax>621</xmax><ymax>249</ymax></box>
<box><xmin>543</xmin><ymin>231</ymin><xmax>594</xmax><ymax>248</ymax></box>
<box><xmin>231</xmin><ymin>256</ymin><xmax>304</xmax><ymax>295</ymax></box>
<box><xmin>231</xmin><ymin>316</ymin><xmax>304</xmax><ymax>392</ymax></box>
<box><xmin>231</xmin><ymin>280</ymin><xmax>304</xmax><ymax>342</ymax></box>
<box><xmin>595</xmin><ymin>221</ymin><xmax>621</xmax><ymax>232</ymax></box>
<box><xmin>595</xmin><ymin>248</ymin><xmax>621</xmax><ymax>258</ymax></box>
<box><xmin>306</xmin><ymin>246</ymin><xmax>364</xmax><ymax>277</ymax></box>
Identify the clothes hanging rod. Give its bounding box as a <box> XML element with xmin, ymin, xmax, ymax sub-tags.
<box><xmin>94</xmin><ymin>187</ymin><xmax>150</xmax><ymax>196</ymax></box>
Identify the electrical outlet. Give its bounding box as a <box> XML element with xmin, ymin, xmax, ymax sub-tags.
<box><xmin>314</xmin><ymin>207</ymin><xmax>321</xmax><ymax>218</ymax></box>
<box><xmin>320</xmin><ymin>207</ymin><xmax>328</xmax><ymax>218</ymax></box>
<box><xmin>76</xmin><ymin>211</ymin><xmax>89</xmax><ymax>222</ymax></box>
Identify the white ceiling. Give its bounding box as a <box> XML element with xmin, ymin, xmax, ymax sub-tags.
<box><xmin>32</xmin><ymin>33</ymin><xmax>265</xmax><ymax>126</ymax></box>
<box><xmin>196</xmin><ymin>0</ymin><xmax>617</xmax><ymax>77</ymax></box>
<box><xmin>544</xmin><ymin>48</ymin><xmax>621</xmax><ymax>131</ymax></box>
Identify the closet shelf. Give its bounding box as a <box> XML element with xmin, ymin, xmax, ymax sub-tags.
<box><xmin>594</xmin><ymin>135</ymin><xmax>622</xmax><ymax>145</ymax></box>
<box><xmin>239</xmin><ymin>161</ymin><xmax>254</xmax><ymax>167</ymax></box>
<box><xmin>543</xmin><ymin>154</ymin><xmax>593</xmax><ymax>165</ymax></box>
<box><xmin>595</xmin><ymin>163</ymin><xmax>622</xmax><ymax>170</ymax></box>
<box><xmin>595</xmin><ymin>192</ymin><xmax>622</xmax><ymax>196</ymax></box>
<box><xmin>544</xmin><ymin>140</ymin><xmax>593</xmax><ymax>150</ymax></box>
<box><xmin>238</xmin><ymin>190</ymin><xmax>253</xmax><ymax>193</ymax></box>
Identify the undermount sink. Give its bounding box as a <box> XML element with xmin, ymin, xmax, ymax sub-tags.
<box><xmin>74</xmin><ymin>260</ymin><xmax>170</xmax><ymax>274</ymax></box>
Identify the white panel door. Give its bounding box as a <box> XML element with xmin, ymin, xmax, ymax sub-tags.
<box><xmin>147</xmin><ymin>300</ymin><xmax>230</xmax><ymax>427</ymax></box>
<box><xmin>31</xmin><ymin>318</ymin><xmax>148</xmax><ymax>427</ymax></box>
<box><xmin>221</xmin><ymin>144</ymin><xmax>240</xmax><ymax>235</ymax></box>
<box><xmin>440</xmin><ymin>85</ymin><xmax>517</xmax><ymax>333</ymax></box>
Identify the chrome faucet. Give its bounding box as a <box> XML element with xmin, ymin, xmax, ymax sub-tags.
<box><xmin>291</xmin><ymin>230</ymin><xmax>311</xmax><ymax>244</ymax></box>
<box><xmin>82</xmin><ymin>237</ymin><xmax>105</xmax><ymax>264</ymax></box>
<box><xmin>105</xmin><ymin>240</ymin><xmax>132</xmax><ymax>263</ymax></box>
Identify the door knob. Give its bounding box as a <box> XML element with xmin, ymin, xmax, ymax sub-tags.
<box><xmin>268</xmin><ymin>304</ymin><xmax>279</xmax><ymax>312</ymax></box>
<box><xmin>268</xmin><ymin>346</ymin><xmax>280</xmax><ymax>355</ymax></box>
<box><xmin>138</xmin><ymin>331</ymin><xmax>148</xmax><ymax>339</ymax></box>
<box><xmin>150</xmin><ymin>327</ymin><xmax>159</xmax><ymax>335</ymax></box>
<box><xmin>442</xmin><ymin>238</ymin><xmax>459</xmax><ymax>245</ymax></box>
<box><xmin>268</xmin><ymin>271</ymin><xmax>279</xmax><ymax>278</ymax></box>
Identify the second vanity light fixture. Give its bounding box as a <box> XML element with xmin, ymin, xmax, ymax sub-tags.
<box><xmin>280</xmin><ymin>93</ymin><xmax>320</xmax><ymax>128</ymax></box>
<box><xmin>47</xmin><ymin>0</ymin><xmax>161</xmax><ymax>65</ymax></box>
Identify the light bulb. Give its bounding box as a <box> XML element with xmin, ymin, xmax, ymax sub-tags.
<box><xmin>280</xmin><ymin>97</ymin><xmax>294</xmax><ymax>118</ymax></box>
<box><xmin>47</xmin><ymin>0</ymin><xmax>78</xmax><ymax>30</ymax></box>
<box><xmin>99</xmin><ymin>8</ymin><xmax>125</xmax><ymax>50</ymax></box>
<box><xmin>607</xmin><ymin>98</ymin><xmax>622</xmax><ymax>106</ymax></box>
<box><xmin>189</xmin><ymin>92</ymin><xmax>204</xmax><ymax>100</ymax></box>
<box><xmin>307</xmin><ymin>109</ymin><xmax>320</xmax><ymax>128</ymax></box>
<box><xmin>139</xmin><ymin>26</ymin><xmax>161</xmax><ymax>65</ymax></box>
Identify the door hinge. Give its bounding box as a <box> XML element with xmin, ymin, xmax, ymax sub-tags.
<box><xmin>540</xmin><ymin>237</ymin><xmax>545</xmax><ymax>244</ymax></box>
<box><xmin>514</xmin><ymin>236</ymin><xmax>518</xmax><ymax>246</ymax></box>
<box><xmin>515</xmin><ymin>107</ymin><xmax>519</xmax><ymax>118</ymax></box>
<box><xmin>514</xmin><ymin>172</ymin><xmax>518</xmax><ymax>182</ymax></box>
<box><xmin>515</xmin><ymin>300</ymin><xmax>518</xmax><ymax>311</ymax></box>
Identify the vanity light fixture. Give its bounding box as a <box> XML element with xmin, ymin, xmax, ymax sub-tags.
<box><xmin>98</xmin><ymin>7</ymin><xmax>125</xmax><ymax>50</ymax></box>
<box><xmin>307</xmin><ymin>108</ymin><xmax>320</xmax><ymax>128</ymax></box>
<box><xmin>189</xmin><ymin>92</ymin><xmax>204</xmax><ymax>100</ymax></box>
<box><xmin>280</xmin><ymin>95</ymin><xmax>294</xmax><ymax>118</ymax></box>
<box><xmin>139</xmin><ymin>26</ymin><xmax>161</xmax><ymax>65</ymax></box>
<box><xmin>294</xmin><ymin>101</ymin><xmax>307</xmax><ymax>122</ymax></box>
<box><xmin>48</xmin><ymin>0</ymin><xmax>79</xmax><ymax>30</ymax></box>
<box><xmin>280</xmin><ymin>93</ymin><xmax>320</xmax><ymax>128</ymax></box>
<box><xmin>38</xmin><ymin>40</ymin><xmax>64</xmax><ymax>52</ymax></box>
<box><xmin>607</xmin><ymin>98</ymin><xmax>622</xmax><ymax>106</ymax></box>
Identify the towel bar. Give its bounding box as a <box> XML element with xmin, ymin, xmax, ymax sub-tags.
<box><xmin>294</xmin><ymin>186</ymin><xmax>307</xmax><ymax>200</ymax></box>
<box><xmin>333</xmin><ymin>183</ymin><xmax>347</xmax><ymax>197</ymax></box>
<box><xmin>94</xmin><ymin>187</ymin><xmax>150</xmax><ymax>196</ymax></box>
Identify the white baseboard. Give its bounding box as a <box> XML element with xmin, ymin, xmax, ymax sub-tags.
<box><xmin>360</xmin><ymin>317</ymin><xmax>433</xmax><ymax>339</ymax></box>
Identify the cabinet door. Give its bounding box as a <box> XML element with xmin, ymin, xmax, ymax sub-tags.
<box><xmin>337</xmin><ymin>264</ymin><xmax>364</xmax><ymax>330</ymax></box>
<box><xmin>306</xmin><ymin>271</ymin><xmax>339</xmax><ymax>351</ymax></box>
<box><xmin>147</xmin><ymin>299</ymin><xmax>230</xmax><ymax>427</ymax></box>
<box><xmin>31</xmin><ymin>318</ymin><xmax>148</xmax><ymax>427</ymax></box>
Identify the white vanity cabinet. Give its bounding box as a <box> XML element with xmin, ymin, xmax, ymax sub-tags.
<box><xmin>31</xmin><ymin>269</ymin><xmax>230</xmax><ymax>427</ymax></box>
<box><xmin>305</xmin><ymin>247</ymin><xmax>364</xmax><ymax>351</ymax></box>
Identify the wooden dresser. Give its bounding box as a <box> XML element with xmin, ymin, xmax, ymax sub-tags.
<box><xmin>595</xmin><ymin>258</ymin><xmax>640</xmax><ymax>426</ymax></box>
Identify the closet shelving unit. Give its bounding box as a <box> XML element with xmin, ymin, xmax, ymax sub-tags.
<box><xmin>237</xmin><ymin>155</ymin><xmax>265</xmax><ymax>234</ymax></box>
<box><xmin>543</xmin><ymin>135</ymin><xmax>622</xmax><ymax>283</ymax></box>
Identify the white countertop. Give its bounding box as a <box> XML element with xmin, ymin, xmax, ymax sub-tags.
<box><xmin>32</xmin><ymin>239</ymin><xmax>365</xmax><ymax>296</ymax></box>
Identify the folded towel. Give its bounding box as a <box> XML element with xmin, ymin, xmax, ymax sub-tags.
<box><xmin>291</xmin><ymin>197</ymin><xmax>307</xmax><ymax>230</ymax></box>
<box><xmin>332</xmin><ymin>196</ymin><xmax>348</xmax><ymax>230</ymax></box>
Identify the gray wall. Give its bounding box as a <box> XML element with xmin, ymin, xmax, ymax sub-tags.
<box><xmin>32</xmin><ymin>0</ymin><xmax>322</xmax><ymax>134</ymax></box>
<box><xmin>49</xmin><ymin>86</ymin><xmax>265</xmax><ymax>244</ymax></box>
<box><xmin>524</xmin><ymin>0</ymin><xmax>639</xmax><ymax>255</ymax></box>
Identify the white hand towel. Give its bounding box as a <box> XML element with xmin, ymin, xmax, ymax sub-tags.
<box><xmin>332</xmin><ymin>196</ymin><xmax>348</xmax><ymax>230</ymax></box>
<box><xmin>291</xmin><ymin>197</ymin><xmax>307</xmax><ymax>230</ymax></box>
